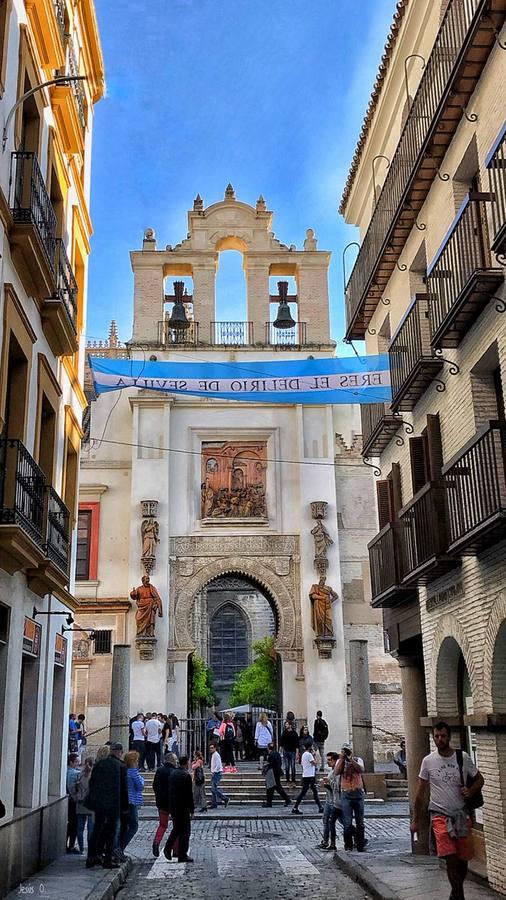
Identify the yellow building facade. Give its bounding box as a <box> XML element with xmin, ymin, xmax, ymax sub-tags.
<box><xmin>0</xmin><ymin>1</ymin><xmax>104</xmax><ymax>892</ymax></box>
<box><xmin>341</xmin><ymin>0</ymin><xmax>506</xmax><ymax>891</ymax></box>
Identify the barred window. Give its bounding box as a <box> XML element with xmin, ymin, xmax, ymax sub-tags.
<box><xmin>93</xmin><ymin>630</ymin><xmax>112</xmax><ymax>654</ymax></box>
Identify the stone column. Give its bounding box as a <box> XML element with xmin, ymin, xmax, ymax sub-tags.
<box><xmin>109</xmin><ymin>644</ymin><xmax>131</xmax><ymax>750</ymax></box>
<box><xmin>398</xmin><ymin>655</ymin><xmax>430</xmax><ymax>854</ymax></box>
<box><xmin>349</xmin><ymin>639</ymin><xmax>374</xmax><ymax>771</ymax></box>
<box><xmin>245</xmin><ymin>259</ymin><xmax>270</xmax><ymax>344</ymax></box>
<box><xmin>192</xmin><ymin>260</ymin><xmax>216</xmax><ymax>345</ymax></box>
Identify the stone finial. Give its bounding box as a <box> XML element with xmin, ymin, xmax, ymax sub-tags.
<box><xmin>143</xmin><ymin>227</ymin><xmax>156</xmax><ymax>248</ymax></box>
<box><xmin>224</xmin><ymin>183</ymin><xmax>236</xmax><ymax>200</ymax></box>
<box><xmin>304</xmin><ymin>227</ymin><xmax>318</xmax><ymax>251</ymax></box>
<box><xmin>108</xmin><ymin>320</ymin><xmax>119</xmax><ymax>348</ymax></box>
<box><xmin>193</xmin><ymin>193</ymin><xmax>204</xmax><ymax>211</ymax></box>
<box><xmin>256</xmin><ymin>194</ymin><xmax>266</xmax><ymax>212</ymax></box>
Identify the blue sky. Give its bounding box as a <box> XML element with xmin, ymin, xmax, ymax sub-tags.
<box><xmin>88</xmin><ymin>0</ymin><xmax>398</xmax><ymax>348</ymax></box>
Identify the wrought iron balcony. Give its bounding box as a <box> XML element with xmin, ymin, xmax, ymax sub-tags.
<box><xmin>443</xmin><ymin>420</ymin><xmax>506</xmax><ymax>554</ymax></box>
<box><xmin>66</xmin><ymin>35</ymin><xmax>86</xmax><ymax>129</ymax></box>
<box><xmin>158</xmin><ymin>319</ymin><xmax>199</xmax><ymax>346</ymax></box>
<box><xmin>10</xmin><ymin>152</ymin><xmax>57</xmax><ymax>296</ymax></box>
<box><xmin>40</xmin><ymin>238</ymin><xmax>79</xmax><ymax>356</ymax></box>
<box><xmin>54</xmin><ymin>0</ymin><xmax>65</xmax><ymax>41</ymax></box>
<box><xmin>44</xmin><ymin>485</ymin><xmax>70</xmax><ymax>577</ymax></box>
<box><xmin>344</xmin><ymin>0</ymin><xmax>505</xmax><ymax>340</ymax></box>
<box><xmin>389</xmin><ymin>294</ymin><xmax>443</xmax><ymax>411</ymax></box>
<box><xmin>368</xmin><ymin>521</ymin><xmax>413</xmax><ymax>608</ymax></box>
<box><xmin>0</xmin><ymin>439</ymin><xmax>46</xmax><ymax>569</ymax></box>
<box><xmin>399</xmin><ymin>482</ymin><xmax>456</xmax><ymax>583</ymax></box>
<box><xmin>487</xmin><ymin>124</ymin><xmax>506</xmax><ymax>260</ymax></box>
<box><xmin>265</xmin><ymin>322</ymin><xmax>307</xmax><ymax>346</ymax></box>
<box><xmin>210</xmin><ymin>321</ymin><xmax>253</xmax><ymax>346</ymax></box>
<box><xmin>427</xmin><ymin>195</ymin><xmax>504</xmax><ymax>349</ymax></box>
<box><xmin>361</xmin><ymin>402</ymin><xmax>400</xmax><ymax>457</ymax></box>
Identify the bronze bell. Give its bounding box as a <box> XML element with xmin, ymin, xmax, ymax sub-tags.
<box><xmin>168</xmin><ymin>281</ymin><xmax>190</xmax><ymax>330</ymax></box>
<box><xmin>273</xmin><ymin>281</ymin><xmax>296</xmax><ymax>329</ymax></box>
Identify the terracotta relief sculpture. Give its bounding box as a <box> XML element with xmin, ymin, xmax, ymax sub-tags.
<box><xmin>201</xmin><ymin>440</ymin><xmax>267</xmax><ymax>519</ymax></box>
<box><xmin>309</xmin><ymin>500</ymin><xmax>338</xmax><ymax>657</ymax></box>
<box><xmin>141</xmin><ymin>518</ymin><xmax>159</xmax><ymax>559</ymax></box>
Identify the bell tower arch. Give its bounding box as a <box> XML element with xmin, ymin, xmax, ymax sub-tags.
<box><xmin>130</xmin><ymin>186</ymin><xmax>333</xmax><ymax>349</ymax></box>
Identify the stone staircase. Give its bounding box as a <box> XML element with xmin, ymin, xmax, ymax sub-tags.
<box><xmin>141</xmin><ymin>769</ymin><xmax>327</xmax><ymax>806</ymax></box>
<box><xmin>385</xmin><ymin>773</ymin><xmax>409</xmax><ymax>802</ymax></box>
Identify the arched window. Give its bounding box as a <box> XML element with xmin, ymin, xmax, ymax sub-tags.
<box><xmin>210</xmin><ymin>603</ymin><xmax>249</xmax><ymax>681</ymax></box>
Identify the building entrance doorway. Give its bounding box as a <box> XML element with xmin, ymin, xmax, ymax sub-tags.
<box><xmin>191</xmin><ymin>574</ymin><xmax>278</xmax><ymax>710</ymax></box>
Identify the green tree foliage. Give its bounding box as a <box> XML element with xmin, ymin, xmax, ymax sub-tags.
<box><xmin>229</xmin><ymin>636</ymin><xmax>277</xmax><ymax>708</ymax></box>
<box><xmin>191</xmin><ymin>653</ymin><xmax>217</xmax><ymax>708</ymax></box>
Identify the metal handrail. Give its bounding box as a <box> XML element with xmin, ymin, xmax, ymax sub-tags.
<box><xmin>210</xmin><ymin>321</ymin><xmax>253</xmax><ymax>346</ymax></box>
<box><xmin>486</xmin><ymin>126</ymin><xmax>506</xmax><ymax>250</ymax></box>
<box><xmin>0</xmin><ymin>438</ymin><xmax>45</xmax><ymax>545</ymax></box>
<box><xmin>11</xmin><ymin>151</ymin><xmax>57</xmax><ymax>271</ymax></box>
<box><xmin>45</xmin><ymin>485</ymin><xmax>70</xmax><ymax>575</ymax></box>
<box><xmin>265</xmin><ymin>322</ymin><xmax>307</xmax><ymax>346</ymax></box>
<box><xmin>345</xmin><ymin>0</ymin><xmax>486</xmax><ymax>334</ymax></box>
<box><xmin>54</xmin><ymin>238</ymin><xmax>78</xmax><ymax>330</ymax></box>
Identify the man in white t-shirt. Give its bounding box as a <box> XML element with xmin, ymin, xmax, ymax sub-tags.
<box><xmin>209</xmin><ymin>742</ymin><xmax>229</xmax><ymax>809</ymax></box>
<box><xmin>292</xmin><ymin>740</ymin><xmax>323</xmax><ymax>815</ymax></box>
<box><xmin>145</xmin><ymin>713</ymin><xmax>162</xmax><ymax>771</ymax></box>
<box><xmin>131</xmin><ymin>714</ymin><xmax>146</xmax><ymax>770</ymax></box>
<box><xmin>411</xmin><ymin>721</ymin><xmax>484</xmax><ymax>900</ymax></box>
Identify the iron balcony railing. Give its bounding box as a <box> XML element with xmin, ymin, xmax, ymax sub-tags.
<box><xmin>11</xmin><ymin>152</ymin><xmax>57</xmax><ymax>271</ymax></box>
<box><xmin>345</xmin><ymin>0</ymin><xmax>487</xmax><ymax>336</ymax></box>
<box><xmin>486</xmin><ymin>125</ymin><xmax>506</xmax><ymax>254</ymax></box>
<box><xmin>389</xmin><ymin>295</ymin><xmax>442</xmax><ymax>410</ymax></box>
<box><xmin>361</xmin><ymin>402</ymin><xmax>400</xmax><ymax>456</ymax></box>
<box><xmin>210</xmin><ymin>321</ymin><xmax>253</xmax><ymax>346</ymax></box>
<box><xmin>66</xmin><ymin>35</ymin><xmax>86</xmax><ymax>129</ymax></box>
<box><xmin>399</xmin><ymin>482</ymin><xmax>448</xmax><ymax>579</ymax></box>
<box><xmin>44</xmin><ymin>485</ymin><xmax>71</xmax><ymax>576</ymax></box>
<box><xmin>0</xmin><ymin>438</ymin><xmax>45</xmax><ymax>546</ymax></box>
<box><xmin>158</xmin><ymin>319</ymin><xmax>199</xmax><ymax>346</ymax></box>
<box><xmin>265</xmin><ymin>322</ymin><xmax>307</xmax><ymax>346</ymax></box>
<box><xmin>426</xmin><ymin>194</ymin><xmax>500</xmax><ymax>346</ymax></box>
<box><xmin>54</xmin><ymin>238</ymin><xmax>78</xmax><ymax>331</ymax></box>
<box><xmin>54</xmin><ymin>0</ymin><xmax>65</xmax><ymax>41</ymax></box>
<box><xmin>443</xmin><ymin>420</ymin><xmax>506</xmax><ymax>551</ymax></box>
<box><xmin>368</xmin><ymin>522</ymin><xmax>406</xmax><ymax>604</ymax></box>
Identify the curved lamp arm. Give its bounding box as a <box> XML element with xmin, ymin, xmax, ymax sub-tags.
<box><xmin>2</xmin><ymin>75</ymin><xmax>87</xmax><ymax>151</ymax></box>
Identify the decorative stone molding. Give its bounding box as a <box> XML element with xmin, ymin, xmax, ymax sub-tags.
<box><xmin>314</xmin><ymin>636</ymin><xmax>336</xmax><ymax>659</ymax></box>
<box><xmin>168</xmin><ymin>534</ymin><xmax>303</xmax><ymax>676</ymax></box>
<box><xmin>141</xmin><ymin>500</ymin><xmax>159</xmax><ymax>518</ymax></box>
<box><xmin>310</xmin><ymin>500</ymin><xmax>328</xmax><ymax>520</ymax></box>
<box><xmin>135</xmin><ymin>635</ymin><xmax>157</xmax><ymax>660</ymax></box>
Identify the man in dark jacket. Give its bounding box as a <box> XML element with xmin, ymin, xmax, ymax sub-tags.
<box><xmin>152</xmin><ymin>751</ymin><xmax>177</xmax><ymax>857</ymax></box>
<box><xmin>86</xmin><ymin>743</ymin><xmax>128</xmax><ymax>868</ymax></box>
<box><xmin>313</xmin><ymin>711</ymin><xmax>329</xmax><ymax>771</ymax></box>
<box><xmin>263</xmin><ymin>743</ymin><xmax>292</xmax><ymax>808</ymax></box>
<box><xmin>280</xmin><ymin>721</ymin><xmax>299</xmax><ymax>783</ymax></box>
<box><xmin>163</xmin><ymin>755</ymin><xmax>194</xmax><ymax>862</ymax></box>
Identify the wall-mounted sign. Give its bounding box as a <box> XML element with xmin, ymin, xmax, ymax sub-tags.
<box><xmin>23</xmin><ymin>617</ymin><xmax>41</xmax><ymax>657</ymax></box>
<box><xmin>55</xmin><ymin>633</ymin><xmax>67</xmax><ymax>667</ymax></box>
<box><xmin>426</xmin><ymin>580</ymin><xmax>464</xmax><ymax>613</ymax></box>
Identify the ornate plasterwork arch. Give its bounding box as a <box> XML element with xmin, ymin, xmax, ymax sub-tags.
<box><xmin>427</xmin><ymin>614</ymin><xmax>479</xmax><ymax>716</ymax></box>
<box><xmin>168</xmin><ymin>534</ymin><xmax>303</xmax><ymax>677</ymax></box>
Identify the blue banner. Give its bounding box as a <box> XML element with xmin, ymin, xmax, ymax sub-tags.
<box><xmin>89</xmin><ymin>355</ymin><xmax>391</xmax><ymax>405</ymax></box>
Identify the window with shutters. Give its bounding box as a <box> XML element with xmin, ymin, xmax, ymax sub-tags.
<box><xmin>376</xmin><ymin>463</ymin><xmax>402</xmax><ymax>528</ymax></box>
<box><xmin>410</xmin><ymin>435</ymin><xmax>429</xmax><ymax>494</ymax></box>
<box><xmin>93</xmin><ymin>630</ymin><xmax>112</xmax><ymax>654</ymax></box>
<box><xmin>76</xmin><ymin>509</ymin><xmax>91</xmax><ymax>580</ymax></box>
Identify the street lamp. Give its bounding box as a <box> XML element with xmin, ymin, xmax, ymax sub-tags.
<box><xmin>2</xmin><ymin>75</ymin><xmax>87</xmax><ymax>151</ymax></box>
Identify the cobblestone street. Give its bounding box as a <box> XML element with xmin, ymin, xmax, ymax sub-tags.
<box><xmin>118</xmin><ymin>818</ymin><xmax>409</xmax><ymax>899</ymax></box>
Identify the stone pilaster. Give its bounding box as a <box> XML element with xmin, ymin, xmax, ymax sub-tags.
<box><xmin>349</xmin><ymin>639</ymin><xmax>374</xmax><ymax>771</ymax></box>
<box><xmin>192</xmin><ymin>260</ymin><xmax>216</xmax><ymax>345</ymax></box>
<box><xmin>109</xmin><ymin>644</ymin><xmax>131</xmax><ymax>750</ymax></box>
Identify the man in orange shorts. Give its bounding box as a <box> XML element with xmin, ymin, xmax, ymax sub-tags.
<box><xmin>411</xmin><ymin>721</ymin><xmax>484</xmax><ymax>900</ymax></box>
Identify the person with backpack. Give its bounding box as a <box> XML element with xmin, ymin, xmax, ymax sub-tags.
<box><xmin>313</xmin><ymin>711</ymin><xmax>329</xmax><ymax>771</ymax></box>
<box><xmin>262</xmin><ymin>743</ymin><xmax>292</xmax><ymax>808</ymax></box>
<box><xmin>335</xmin><ymin>742</ymin><xmax>366</xmax><ymax>851</ymax></box>
<box><xmin>152</xmin><ymin>751</ymin><xmax>177</xmax><ymax>857</ymax></box>
<box><xmin>72</xmin><ymin>757</ymin><xmax>94</xmax><ymax>853</ymax></box>
<box><xmin>292</xmin><ymin>739</ymin><xmax>323</xmax><ymax>816</ymax></box>
<box><xmin>411</xmin><ymin>721</ymin><xmax>484</xmax><ymax>900</ymax></box>
<box><xmin>219</xmin><ymin>714</ymin><xmax>237</xmax><ymax>772</ymax></box>
<box><xmin>191</xmin><ymin>750</ymin><xmax>207</xmax><ymax>812</ymax></box>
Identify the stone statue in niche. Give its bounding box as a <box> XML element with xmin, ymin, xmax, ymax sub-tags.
<box><xmin>309</xmin><ymin>577</ymin><xmax>338</xmax><ymax>637</ymax></box>
<box><xmin>201</xmin><ymin>440</ymin><xmax>267</xmax><ymax>519</ymax></box>
<box><xmin>131</xmin><ymin>575</ymin><xmax>163</xmax><ymax>638</ymax></box>
<box><xmin>141</xmin><ymin>518</ymin><xmax>159</xmax><ymax>559</ymax></box>
<box><xmin>311</xmin><ymin>520</ymin><xmax>333</xmax><ymax>559</ymax></box>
